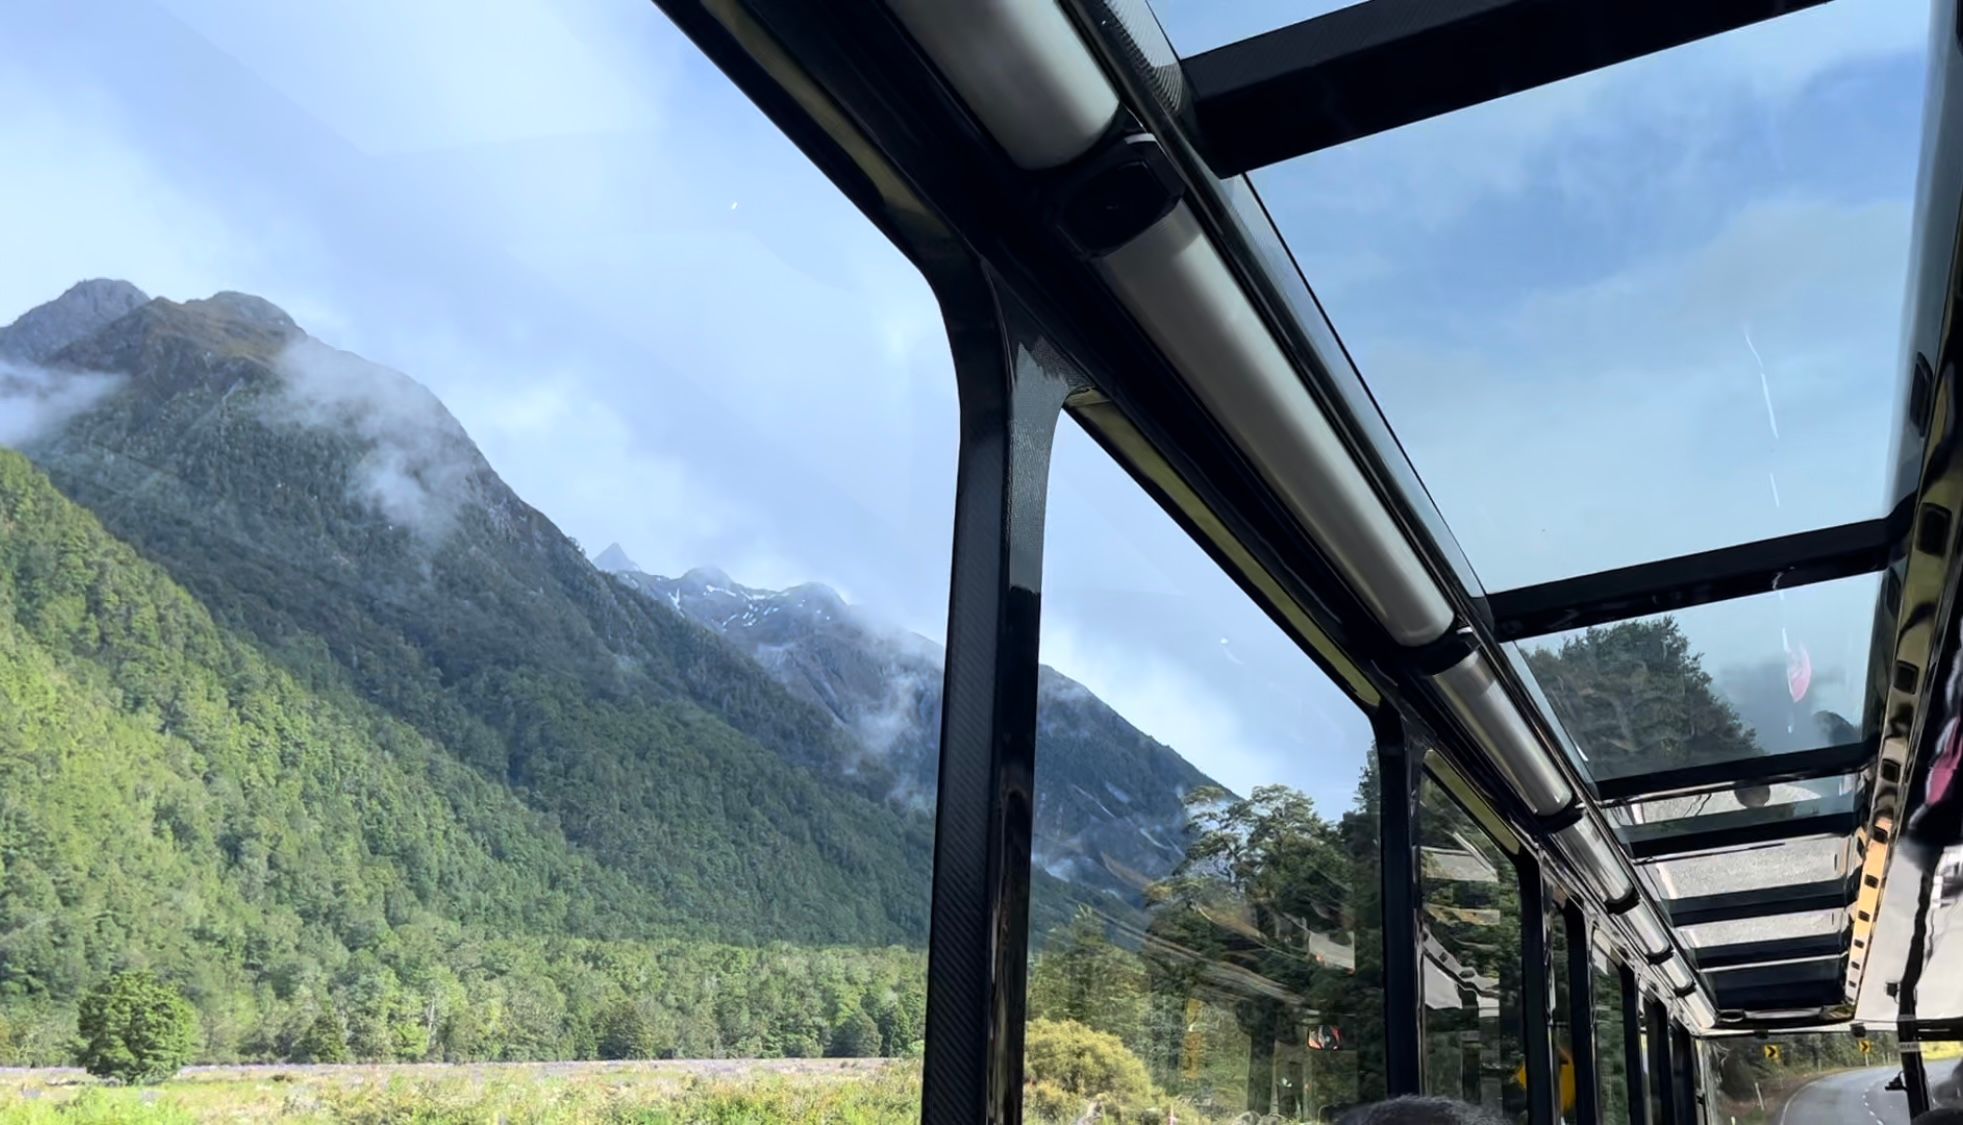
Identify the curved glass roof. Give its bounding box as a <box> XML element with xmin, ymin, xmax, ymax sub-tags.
<box><xmin>1246</xmin><ymin>0</ymin><xmax>1925</xmax><ymax>590</ymax></box>
<box><xmin>1136</xmin><ymin>0</ymin><xmax>1930</xmax><ymax>1017</ymax></box>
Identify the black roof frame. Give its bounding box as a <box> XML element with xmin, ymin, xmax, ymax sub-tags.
<box><xmin>1667</xmin><ymin>877</ymin><xmax>1854</xmax><ymax>928</ymax></box>
<box><xmin>1691</xmin><ymin>932</ymin><xmax>1848</xmax><ymax>971</ymax></box>
<box><xmin>1185</xmin><ymin>0</ymin><xmax>1832</xmax><ymax>177</ymax></box>
<box><xmin>1594</xmin><ymin>741</ymin><xmax>1873</xmax><ymax>806</ymax></box>
<box><xmin>1622</xmin><ymin>797</ymin><xmax>1861</xmax><ymax>860</ymax></box>
<box><xmin>1484</xmin><ymin>505</ymin><xmax>1906</xmax><ymax>643</ymax></box>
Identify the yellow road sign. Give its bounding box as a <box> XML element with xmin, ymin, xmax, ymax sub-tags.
<box><xmin>1860</xmin><ymin>1039</ymin><xmax>1874</xmax><ymax>1056</ymax></box>
<box><xmin>1763</xmin><ymin>1044</ymin><xmax>1782</xmax><ymax>1062</ymax></box>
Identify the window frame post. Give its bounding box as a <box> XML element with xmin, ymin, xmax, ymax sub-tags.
<box><xmin>920</xmin><ymin>293</ymin><xmax>1074</xmax><ymax>1125</ymax></box>
<box><xmin>1646</xmin><ymin>997</ymin><xmax>1677</xmax><ymax>1125</ymax></box>
<box><xmin>1568</xmin><ymin>905</ymin><xmax>1600</xmax><ymax>1125</ymax></box>
<box><xmin>1522</xmin><ymin>856</ymin><xmax>1558</xmax><ymax>1125</ymax></box>
<box><xmin>1621</xmin><ymin>965</ymin><xmax>1650</xmax><ymax>1125</ymax></box>
<box><xmin>1375</xmin><ymin>708</ymin><xmax>1425</xmax><ymax>1096</ymax></box>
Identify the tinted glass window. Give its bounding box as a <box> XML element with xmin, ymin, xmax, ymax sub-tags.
<box><xmin>1420</xmin><ymin>776</ymin><xmax>1525</xmax><ymax>1119</ymax></box>
<box><xmin>1708</xmin><ymin>1033</ymin><xmax>1908</xmax><ymax>1120</ymax></box>
<box><xmin>1026</xmin><ymin>416</ymin><xmax>1384</xmax><ymax>1124</ymax></box>
<box><xmin>1242</xmin><ymin>1</ymin><xmax>1925</xmax><ymax>591</ymax></box>
<box><xmin>0</xmin><ymin>0</ymin><xmax>956</xmax><ymax>1116</ymax></box>
<box><xmin>1550</xmin><ymin>904</ymin><xmax>1573</xmax><ymax>1123</ymax></box>
<box><xmin>1593</xmin><ymin>949</ymin><xmax>1635</xmax><ymax>1125</ymax></box>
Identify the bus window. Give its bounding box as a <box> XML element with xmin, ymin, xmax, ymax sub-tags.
<box><xmin>1550</xmin><ymin>898</ymin><xmax>1574</xmax><ymax>1122</ymax></box>
<box><xmin>1026</xmin><ymin>416</ymin><xmax>1386</xmax><ymax>1124</ymax></box>
<box><xmin>1592</xmin><ymin>948</ymin><xmax>1635</xmax><ymax>1125</ymax></box>
<box><xmin>1419</xmin><ymin>775</ymin><xmax>1526</xmax><ymax>1120</ymax></box>
<box><xmin>1708</xmin><ymin>1033</ymin><xmax>1909</xmax><ymax>1122</ymax></box>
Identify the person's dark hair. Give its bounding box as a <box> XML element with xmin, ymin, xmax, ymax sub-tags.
<box><xmin>1335</xmin><ymin>1095</ymin><xmax>1509</xmax><ymax>1125</ymax></box>
<box><xmin>1912</xmin><ymin>1108</ymin><xmax>1963</xmax><ymax>1125</ymax></box>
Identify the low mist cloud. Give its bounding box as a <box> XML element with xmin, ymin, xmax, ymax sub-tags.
<box><xmin>267</xmin><ymin>337</ymin><xmax>485</xmax><ymax>542</ymax></box>
<box><xmin>0</xmin><ymin>360</ymin><xmax>123</xmax><ymax>448</ymax></box>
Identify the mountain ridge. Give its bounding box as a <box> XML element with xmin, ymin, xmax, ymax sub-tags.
<box><xmin>604</xmin><ymin>559</ymin><xmax>1219</xmax><ymax>898</ymax></box>
<box><xmin>6</xmin><ymin>280</ymin><xmax>942</xmax><ymax>947</ymax></box>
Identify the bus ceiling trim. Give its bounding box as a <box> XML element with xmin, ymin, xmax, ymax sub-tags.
<box><xmin>880</xmin><ymin>0</ymin><xmax>1118</xmax><ymax>170</ymax></box>
<box><xmin>1429</xmin><ymin>649</ymin><xmax>1575</xmax><ymax>817</ymax></box>
<box><xmin>1094</xmin><ymin>202</ymin><xmax>1455</xmax><ymax>645</ymax></box>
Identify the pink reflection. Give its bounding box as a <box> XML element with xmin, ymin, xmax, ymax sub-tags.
<box><xmin>1787</xmin><ymin>643</ymin><xmax>1813</xmax><ymax>703</ymax></box>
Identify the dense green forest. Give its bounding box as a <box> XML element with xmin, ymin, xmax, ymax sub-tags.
<box><xmin>0</xmin><ymin>449</ymin><xmax>923</xmax><ymax>1063</ymax></box>
<box><xmin>30</xmin><ymin>294</ymin><xmax>937</xmax><ymax>949</ymax></box>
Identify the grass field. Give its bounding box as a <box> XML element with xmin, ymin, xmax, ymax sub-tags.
<box><xmin>0</xmin><ymin>1060</ymin><xmax>921</xmax><ymax>1124</ymax></box>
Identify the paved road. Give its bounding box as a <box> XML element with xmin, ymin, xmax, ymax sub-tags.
<box><xmin>1775</xmin><ymin>1067</ymin><xmax>1911</xmax><ymax>1125</ymax></box>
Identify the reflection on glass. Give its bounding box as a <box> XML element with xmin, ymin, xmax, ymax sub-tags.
<box><xmin>1929</xmin><ymin>1042</ymin><xmax>1963</xmax><ymax>1108</ymax></box>
<box><xmin>1420</xmin><ymin>776</ymin><xmax>1525</xmax><ymax>1120</ymax></box>
<box><xmin>1616</xmin><ymin>775</ymin><xmax>1860</xmax><ymax>860</ymax></box>
<box><xmin>1610</xmin><ymin>774</ymin><xmax>1860</xmax><ymax>832</ymax></box>
<box><xmin>1550</xmin><ymin>904</ymin><xmax>1574</xmax><ymax>1122</ymax></box>
<box><xmin>1678</xmin><ymin>909</ymin><xmax>1848</xmax><ymax>950</ymax></box>
<box><xmin>1243</xmin><ymin>1</ymin><xmax>1925</xmax><ymax>589</ymax></box>
<box><xmin>1707</xmin><ymin>1033</ymin><xmax>1904</xmax><ymax>1119</ymax></box>
<box><xmin>1593</xmin><ymin>947</ymin><xmax>1635</xmax><ymax>1125</ymax></box>
<box><xmin>1639</xmin><ymin>837</ymin><xmax>1848</xmax><ymax>903</ymax></box>
<box><xmin>1027</xmin><ymin>418</ymin><xmax>1384</xmax><ymax>1123</ymax></box>
<box><xmin>1519</xmin><ymin>575</ymin><xmax>1877</xmax><ymax>782</ymax></box>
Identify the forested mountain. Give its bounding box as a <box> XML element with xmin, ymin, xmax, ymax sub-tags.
<box><xmin>0</xmin><ymin>447</ymin><xmax>924</xmax><ymax>1063</ymax></box>
<box><xmin>0</xmin><ymin>279</ymin><xmax>1194</xmax><ymax>1061</ymax></box>
<box><xmin>12</xmin><ymin>281</ymin><xmax>938</xmax><ymax>948</ymax></box>
<box><xmin>602</xmin><ymin>557</ymin><xmax>1219</xmax><ymax>903</ymax></box>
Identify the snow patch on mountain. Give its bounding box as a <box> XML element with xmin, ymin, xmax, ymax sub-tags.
<box><xmin>603</xmin><ymin>555</ymin><xmax>1220</xmax><ymax>902</ymax></box>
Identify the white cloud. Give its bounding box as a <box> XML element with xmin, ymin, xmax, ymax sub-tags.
<box><xmin>153</xmin><ymin>0</ymin><xmax>678</xmax><ymax>155</ymax></box>
<box><xmin>267</xmin><ymin>338</ymin><xmax>487</xmax><ymax>542</ymax></box>
<box><xmin>0</xmin><ymin>361</ymin><xmax>124</xmax><ymax>449</ymax></box>
<box><xmin>1247</xmin><ymin>0</ymin><xmax>1924</xmax><ymax>228</ymax></box>
<box><xmin>1360</xmin><ymin>194</ymin><xmax>1910</xmax><ymax>589</ymax></box>
<box><xmin>1039</xmin><ymin>616</ymin><xmax>1276</xmax><ymax>798</ymax></box>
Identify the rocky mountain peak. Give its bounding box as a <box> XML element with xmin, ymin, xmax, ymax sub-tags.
<box><xmin>188</xmin><ymin>291</ymin><xmax>300</xmax><ymax>335</ymax></box>
<box><xmin>593</xmin><ymin>542</ymin><xmax>641</xmax><ymax>574</ymax></box>
<box><xmin>678</xmin><ymin>565</ymin><xmax>739</xmax><ymax>591</ymax></box>
<box><xmin>0</xmin><ymin>278</ymin><xmax>151</xmax><ymax>363</ymax></box>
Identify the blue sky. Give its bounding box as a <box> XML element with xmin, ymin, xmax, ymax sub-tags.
<box><xmin>0</xmin><ymin>0</ymin><xmax>1931</xmax><ymax>815</ymax></box>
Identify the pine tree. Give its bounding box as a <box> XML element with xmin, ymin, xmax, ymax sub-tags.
<box><xmin>75</xmin><ymin>971</ymin><xmax>200</xmax><ymax>1084</ymax></box>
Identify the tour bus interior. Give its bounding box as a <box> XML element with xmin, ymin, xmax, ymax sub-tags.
<box><xmin>650</xmin><ymin>0</ymin><xmax>1963</xmax><ymax>1120</ymax></box>
<box><xmin>3</xmin><ymin>0</ymin><xmax>1957</xmax><ymax>1122</ymax></box>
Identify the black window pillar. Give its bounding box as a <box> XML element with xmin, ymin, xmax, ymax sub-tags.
<box><xmin>921</xmin><ymin>292</ymin><xmax>1073</xmax><ymax>1125</ymax></box>
<box><xmin>1567</xmin><ymin>907</ymin><xmax>1599</xmax><ymax>1125</ymax></box>
<box><xmin>1646</xmin><ymin>998</ymin><xmax>1677</xmax><ymax>1125</ymax></box>
<box><xmin>1670</xmin><ymin>1022</ymin><xmax>1697</xmax><ymax>1124</ymax></box>
<box><xmin>1522</xmin><ymin>857</ymin><xmax>1557</xmax><ymax>1125</ymax></box>
<box><xmin>1621</xmin><ymin>967</ymin><xmax>1650</xmax><ymax>1125</ymax></box>
<box><xmin>1904</xmin><ymin>1028</ymin><xmax>1932</xmax><ymax>1118</ymax></box>
<box><xmin>1375</xmin><ymin>710</ymin><xmax>1424</xmax><ymax>1096</ymax></box>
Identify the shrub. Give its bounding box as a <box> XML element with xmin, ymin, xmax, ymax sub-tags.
<box><xmin>75</xmin><ymin>971</ymin><xmax>200</xmax><ymax>1085</ymax></box>
<box><xmin>828</xmin><ymin>1009</ymin><xmax>881</xmax><ymax>1058</ymax></box>
<box><xmin>293</xmin><ymin>1010</ymin><xmax>351</xmax><ymax>1064</ymax></box>
<box><xmin>596</xmin><ymin>1001</ymin><xmax>658</xmax><ymax>1061</ymax></box>
<box><xmin>1023</xmin><ymin>1018</ymin><xmax>1163</xmax><ymax>1122</ymax></box>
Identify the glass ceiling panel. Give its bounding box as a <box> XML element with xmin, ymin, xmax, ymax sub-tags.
<box><xmin>1514</xmin><ymin>573</ymin><xmax>1878</xmax><ymax>783</ymax></box>
<box><xmin>1679</xmin><ymin>908</ymin><xmax>1846</xmax><ymax>950</ymax></box>
<box><xmin>1609</xmin><ymin>773</ymin><xmax>1859</xmax><ymax>834</ymax></box>
<box><xmin>1241</xmin><ymin>0</ymin><xmax>1927</xmax><ymax>590</ymax></box>
<box><xmin>1635</xmin><ymin>836</ymin><xmax>1849</xmax><ymax>903</ymax></box>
